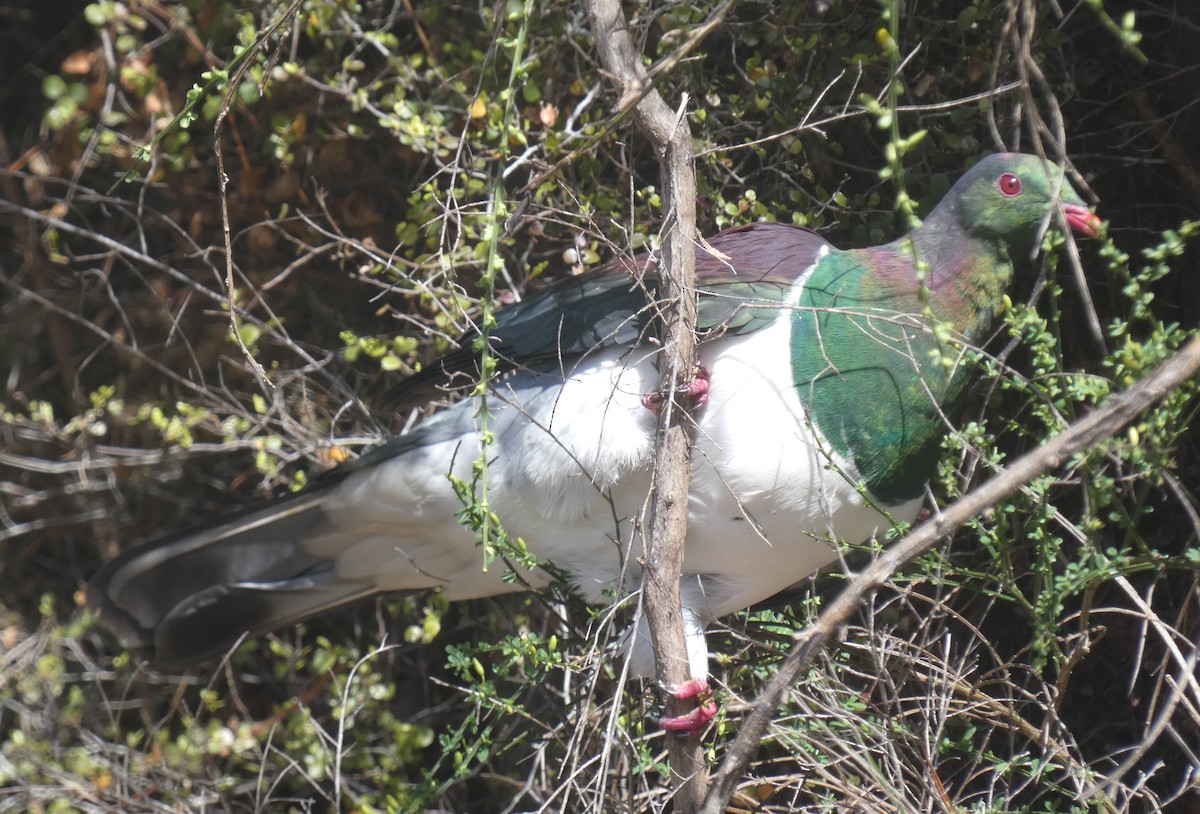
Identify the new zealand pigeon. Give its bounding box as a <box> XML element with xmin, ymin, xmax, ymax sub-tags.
<box><xmin>89</xmin><ymin>153</ymin><xmax>1100</xmax><ymax>729</ymax></box>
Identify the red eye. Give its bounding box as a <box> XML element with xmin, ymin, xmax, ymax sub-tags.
<box><xmin>998</xmin><ymin>172</ymin><xmax>1022</xmax><ymax>197</ymax></box>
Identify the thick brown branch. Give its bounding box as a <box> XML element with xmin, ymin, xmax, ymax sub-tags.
<box><xmin>700</xmin><ymin>334</ymin><xmax>1200</xmax><ymax>814</ymax></box>
<box><xmin>585</xmin><ymin>0</ymin><xmax>715</xmax><ymax>808</ymax></box>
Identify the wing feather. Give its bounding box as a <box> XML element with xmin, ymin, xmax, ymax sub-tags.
<box><xmin>392</xmin><ymin>222</ymin><xmax>832</xmax><ymax>402</ymax></box>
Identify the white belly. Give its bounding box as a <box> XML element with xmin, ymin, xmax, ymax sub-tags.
<box><xmin>320</xmin><ymin>313</ymin><xmax>920</xmax><ymax>620</ymax></box>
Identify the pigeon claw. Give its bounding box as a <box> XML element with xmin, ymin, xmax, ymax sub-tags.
<box><xmin>656</xmin><ymin>678</ymin><xmax>718</xmax><ymax>735</ymax></box>
<box><xmin>641</xmin><ymin>365</ymin><xmax>711</xmax><ymax>415</ymax></box>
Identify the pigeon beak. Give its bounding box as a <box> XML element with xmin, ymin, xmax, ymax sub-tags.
<box><xmin>1063</xmin><ymin>203</ymin><xmax>1102</xmax><ymax>238</ymax></box>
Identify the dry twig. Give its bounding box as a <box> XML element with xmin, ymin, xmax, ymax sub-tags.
<box><xmin>585</xmin><ymin>0</ymin><xmax>728</xmax><ymax>808</ymax></box>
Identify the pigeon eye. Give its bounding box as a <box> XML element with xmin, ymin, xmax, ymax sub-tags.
<box><xmin>998</xmin><ymin>172</ymin><xmax>1022</xmax><ymax>197</ymax></box>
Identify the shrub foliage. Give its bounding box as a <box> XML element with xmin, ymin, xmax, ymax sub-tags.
<box><xmin>1</xmin><ymin>0</ymin><xmax>1198</xmax><ymax>811</ymax></box>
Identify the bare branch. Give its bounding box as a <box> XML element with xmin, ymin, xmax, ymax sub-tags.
<box><xmin>586</xmin><ymin>0</ymin><xmax>728</xmax><ymax>808</ymax></box>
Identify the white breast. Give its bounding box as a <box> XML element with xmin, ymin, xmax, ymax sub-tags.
<box><xmin>319</xmin><ymin>299</ymin><xmax>920</xmax><ymax>623</ymax></box>
<box><xmin>687</xmin><ymin>307</ymin><xmax>922</xmax><ymax>618</ymax></box>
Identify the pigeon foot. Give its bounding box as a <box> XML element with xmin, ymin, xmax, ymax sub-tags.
<box><xmin>656</xmin><ymin>678</ymin><xmax>718</xmax><ymax>735</ymax></box>
<box><xmin>641</xmin><ymin>365</ymin><xmax>710</xmax><ymax>414</ymax></box>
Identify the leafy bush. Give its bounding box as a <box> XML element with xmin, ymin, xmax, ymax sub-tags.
<box><xmin>1</xmin><ymin>0</ymin><xmax>1197</xmax><ymax>811</ymax></box>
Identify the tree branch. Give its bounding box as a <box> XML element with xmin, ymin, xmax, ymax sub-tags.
<box><xmin>700</xmin><ymin>334</ymin><xmax>1200</xmax><ymax>814</ymax></box>
<box><xmin>586</xmin><ymin>0</ymin><xmax>726</xmax><ymax>809</ymax></box>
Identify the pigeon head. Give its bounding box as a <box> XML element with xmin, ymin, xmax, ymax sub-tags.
<box><xmin>937</xmin><ymin>152</ymin><xmax>1101</xmax><ymax>255</ymax></box>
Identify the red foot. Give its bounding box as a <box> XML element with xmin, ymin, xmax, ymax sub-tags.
<box><xmin>656</xmin><ymin>678</ymin><xmax>718</xmax><ymax>735</ymax></box>
<box><xmin>642</xmin><ymin>365</ymin><xmax>711</xmax><ymax>414</ymax></box>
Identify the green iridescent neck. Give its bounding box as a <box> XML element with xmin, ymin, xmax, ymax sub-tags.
<box><xmin>788</xmin><ymin>220</ymin><xmax>1014</xmax><ymax>505</ymax></box>
<box><xmin>858</xmin><ymin>213</ymin><xmax>1016</xmax><ymax>345</ymax></box>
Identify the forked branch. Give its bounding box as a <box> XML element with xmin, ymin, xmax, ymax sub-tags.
<box><xmin>586</xmin><ymin>0</ymin><xmax>723</xmax><ymax>809</ymax></box>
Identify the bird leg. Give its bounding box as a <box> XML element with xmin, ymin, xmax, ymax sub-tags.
<box><xmin>641</xmin><ymin>364</ymin><xmax>710</xmax><ymax>414</ymax></box>
<box><xmin>656</xmin><ymin>678</ymin><xmax>718</xmax><ymax>734</ymax></box>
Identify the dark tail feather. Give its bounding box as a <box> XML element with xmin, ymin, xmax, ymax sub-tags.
<box><xmin>88</xmin><ymin>489</ymin><xmax>377</xmax><ymax>669</ymax></box>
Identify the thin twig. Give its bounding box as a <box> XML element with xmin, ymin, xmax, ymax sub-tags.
<box><xmin>212</xmin><ymin>0</ymin><xmax>304</xmax><ymax>389</ymax></box>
